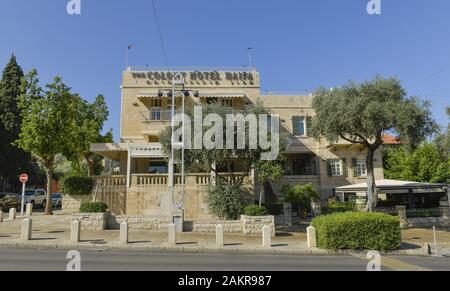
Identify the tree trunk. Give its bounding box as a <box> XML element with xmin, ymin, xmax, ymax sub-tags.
<box><xmin>258</xmin><ymin>183</ymin><xmax>264</xmax><ymax>207</ymax></box>
<box><xmin>45</xmin><ymin>166</ymin><xmax>53</xmax><ymax>215</ymax></box>
<box><xmin>85</xmin><ymin>155</ymin><xmax>93</xmax><ymax>177</ymax></box>
<box><xmin>366</xmin><ymin>148</ymin><xmax>378</xmax><ymax>212</ymax></box>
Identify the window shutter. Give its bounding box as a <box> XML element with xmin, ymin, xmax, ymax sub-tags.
<box><xmin>327</xmin><ymin>160</ymin><xmax>332</xmax><ymax>177</ymax></box>
<box><xmin>352</xmin><ymin>158</ymin><xmax>358</xmax><ymax>177</ymax></box>
<box><xmin>306</xmin><ymin>116</ymin><xmax>312</xmax><ymax>136</ymax></box>
<box><xmin>341</xmin><ymin>158</ymin><xmax>348</xmax><ymax>177</ymax></box>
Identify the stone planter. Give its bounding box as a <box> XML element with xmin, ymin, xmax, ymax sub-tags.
<box><xmin>72</xmin><ymin>212</ymin><xmax>109</xmax><ymax>231</ymax></box>
<box><xmin>241</xmin><ymin>215</ymin><xmax>275</xmax><ymax>237</ymax></box>
<box><xmin>62</xmin><ymin>195</ymin><xmax>91</xmax><ymax>214</ymax></box>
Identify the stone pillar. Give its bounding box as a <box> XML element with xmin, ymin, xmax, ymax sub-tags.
<box><xmin>120</xmin><ymin>221</ymin><xmax>129</xmax><ymax>245</ymax></box>
<box><xmin>439</xmin><ymin>206</ymin><xmax>449</xmax><ymax>220</ymax></box>
<box><xmin>168</xmin><ymin>223</ymin><xmax>176</xmax><ymax>246</ymax></box>
<box><xmin>21</xmin><ymin>219</ymin><xmax>32</xmax><ymax>241</ymax></box>
<box><xmin>26</xmin><ymin>203</ymin><xmax>33</xmax><ymax>217</ymax></box>
<box><xmin>355</xmin><ymin>192</ymin><xmax>367</xmax><ymax>211</ymax></box>
<box><xmin>262</xmin><ymin>226</ymin><xmax>271</xmax><ymax>248</ymax></box>
<box><xmin>71</xmin><ymin>220</ymin><xmax>81</xmax><ymax>243</ymax></box>
<box><xmin>216</xmin><ymin>224</ymin><xmax>224</xmax><ymax>247</ymax></box>
<box><xmin>307</xmin><ymin>226</ymin><xmax>317</xmax><ymax>248</ymax></box>
<box><xmin>423</xmin><ymin>243</ymin><xmax>431</xmax><ymax>256</ymax></box>
<box><xmin>9</xmin><ymin>208</ymin><xmax>16</xmax><ymax>220</ymax></box>
<box><xmin>311</xmin><ymin>201</ymin><xmax>321</xmax><ymax>217</ymax></box>
<box><xmin>0</xmin><ymin>211</ymin><xmax>3</xmax><ymax>222</ymax></box>
<box><xmin>283</xmin><ymin>202</ymin><xmax>292</xmax><ymax>226</ymax></box>
<box><xmin>396</xmin><ymin>206</ymin><xmax>409</xmax><ymax>228</ymax></box>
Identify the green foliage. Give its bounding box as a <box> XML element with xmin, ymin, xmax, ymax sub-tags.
<box><xmin>310</xmin><ymin>76</ymin><xmax>437</xmax><ymax>210</ymax></box>
<box><xmin>207</xmin><ymin>181</ymin><xmax>254</xmax><ymax>220</ymax></box>
<box><xmin>61</xmin><ymin>175</ymin><xmax>93</xmax><ymax>196</ymax></box>
<box><xmin>265</xmin><ymin>202</ymin><xmax>284</xmax><ymax>215</ymax></box>
<box><xmin>244</xmin><ymin>205</ymin><xmax>269</xmax><ymax>216</ymax></box>
<box><xmin>0</xmin><ymin>55</ymin><xmax>30</xmax><ymax>189</ymax></box>
<box><xmin>79</xmin><ymin>202</ymin><xmax>108</xmax><ymax>213</ymax></box>
<box><xmin>282</xmin><ymin>183</ymin><xmax>319</xmax><ymax>211</ymax></box>
<box><xmin>384</xmin><ymin>143</ymin><xmax>450</xmax><ymax>183</ymax></box>
<box><xmin>311</xmin><ymin>212</ymin><xmax>401</xmax><ymax>251</ymax></box>
<box><xmin>322</xmin><ymin>201</ymin><xmax>356</xmax><ymax>214</ymax></box>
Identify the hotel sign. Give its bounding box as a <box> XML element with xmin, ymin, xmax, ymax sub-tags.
<box><xmin>131</xmin><ymin>71</ymin><xmax>257</xmax><ymax>86</ymax></box>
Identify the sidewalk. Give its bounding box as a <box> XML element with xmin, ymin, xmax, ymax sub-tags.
<box><xmin>0</xmin><ymin>213</ymin><xmax>447</xmax><ymax>256</ymax></box>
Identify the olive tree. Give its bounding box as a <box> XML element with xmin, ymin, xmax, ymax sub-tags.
<box><xmin>310</xmin><ymin>76</ymin><xmax>437</xmax><ymax>211</ymax></box>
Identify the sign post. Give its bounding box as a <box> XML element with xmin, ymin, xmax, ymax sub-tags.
<box><xmin>19</xmin><ymin>174</ymin><xmax>28</xmax><ymax>216</ymax></box>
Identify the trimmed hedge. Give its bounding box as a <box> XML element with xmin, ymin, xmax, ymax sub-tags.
<box><xmin>311</xmin><ymin>212</ymin><xmax>401</xmax><ymax>251</ymax></box>
<box><xmin>79</xmin><ymin>202</ymin><xmax>108</xmax><ymax>213</ymax></box>
<box><xmin>322</xmin><ymin>201</ymin><xmax>356</xmax><ymax>214</ymax></box>
<box><xmin>244</xmin><ymin>205</ymin><xmax>269</xmax><ymax>216</ymax></box>
<box><xmin>61</xmin><ymin>175</ymin><xmax>93</xmax><ymax>196</ymax></box>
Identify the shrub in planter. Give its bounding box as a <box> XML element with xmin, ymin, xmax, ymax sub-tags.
<box><xmin>207</xmin><ymin>182</ymin><xmax>254</xmax><ymax>220</ymax></box>
<box><xmin>244</xmin><ymin>205</ymin><xmax>269</xmax><ymax>216</ymax></box>
<box><xmin>282</xmin><ymin>183</ymin><xmax>319</xmax><ymax>218</ymax></box>
<box><xmin>311</xmin><ymin>212</ymin><xmax>401</xmax><ymax>251</ymax></box>
<box><xmin>61</xmin><ymin>175</ymin><xmax>93</xmax><ymax>196</ymax></box>
<box><xmin>322</xmin><ymin>201</ymin><xmax>356</xmax><ymax>214</ymax></box>
<box><xmin>79</xmin><ymin>202</ymin><xmax>108</xmax><ymax>213</ymax></box>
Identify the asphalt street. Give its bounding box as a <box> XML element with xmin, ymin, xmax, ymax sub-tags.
<box><xmin>0</xmin><ymin>248</ymin><xmax>448</xmax><ymax>271</ymax></box>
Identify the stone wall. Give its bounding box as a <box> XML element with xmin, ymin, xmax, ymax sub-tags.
<box><xmin>241</xmin><ymin>215</ymin><xmax>275</xmax><ymax>237</ymax></box>
<box><xmin>108</xmin><ymin>215</ymin><xmax>172</xmax><ymax>231</ymax></box>
<box><xmin>192</xmin><ymin>220</ymin><xmax>243</xmax><ymax>234</ymax></box>
<box><xmin>62</xmin><ymin>195</ymin><xmax>91</xmax><ymax>214</ymax></box>
<box><xmin>407</xmin><ymin>217</ymin><xmax>450</xmax><ymax>228</ymax></box>
<box><xmin>72</xmin><ymin>212</ymin><xmax>108</xmax><ymax>231</ymax></box>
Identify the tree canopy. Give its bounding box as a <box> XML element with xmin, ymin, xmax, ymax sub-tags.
<box><xmin>310</xmin><ymin>76</ymin><xmax>437</xmax><ymax>211</ymax></box>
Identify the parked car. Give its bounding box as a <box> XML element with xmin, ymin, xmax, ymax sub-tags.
<box><xmin>0</xmin><ymin>193</ymin><xmax>21</xmax><ymax>212</ymax></box>
<box><xmin>52</xmin><ymin>193</ymin><xmax>63</xmax><ymax>208</ymax></box>
<box><xmin>24</xmin><ymin>189</ymin><xmax>47</xmax><ymax>209</ymax></box>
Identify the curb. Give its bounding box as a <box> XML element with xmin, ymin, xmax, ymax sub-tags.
<box><xmin>0</xmin><ymin>241</ymin><xmax>425</xmax><ymax>257</ymax></box>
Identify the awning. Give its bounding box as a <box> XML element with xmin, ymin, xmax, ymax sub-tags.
<box><xmin>198</xmin><ymin>91</ymin><xmax>246</xmax><ymax>99</ymax></box>
<box><xmin>335</xmin><ymin>179</ymin><xmax>447</xmax><ymax>194</ymax></box>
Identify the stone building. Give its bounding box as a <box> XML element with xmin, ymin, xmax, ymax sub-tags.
<box><xmin>89</xmin><ymin>67</ymin><xmax>384</xmax><ymax>220</ymax></box>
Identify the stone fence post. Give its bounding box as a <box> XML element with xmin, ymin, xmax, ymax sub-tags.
<box><xmin>355</xmin><ymin>193</ymin><xmax>367</xmax><ymax>212</ymax></box>
<box><xmin>0</xmin><ymin>211</ymin><xmax>3</xmax><ymax>222</ymax></box>
<box><xmin>9</xmin><ymin>208</ymin><xmax>16</xmax><ymax>220</ymax></box>
<box><xmin>283</xmin><ymin>202</ymin><xmax>292</xmax><ymax>226</ymax></box>
<box><xmin>21</xmin><ymin>219</ymin><xmax>32</xmax><ymax>241</ymax></box>
<box><xmin>440</xmin><ymin>206</ymin><xmax>449</xmax><ymax>220</ymax></box>
<box><xmin>396</xmin><ymin>206</ymin><xmax>409</xmax><ymax>228</ymax></box>
<box><xmin>307</xmin><ymin>226</ymin><xmax>317</xmax><ymax>248</ymax></box>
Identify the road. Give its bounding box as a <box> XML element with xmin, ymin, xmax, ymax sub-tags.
<box><xmin>0</xmin><ymin>248</ymin><xmax>448</xmax><ymax>271</ymax></box>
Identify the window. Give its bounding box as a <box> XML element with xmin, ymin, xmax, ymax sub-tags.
<box><xmin>328</xmin><ymin>159</ymin><xmax>342</xmax><ymax>177</ymax></box>
<box><xmin>354</xmin><ymin>158</ymin><xmax>367</xmax><ymax>177</ymax></box>
<box><xmin>150</xmin><ymin>99</ymin><xmax>162</xmax><ymax>121</ymax></box>
<box><xmin>292</xmin><ymin>116</ymin><xmax>306</xmax><ymax>136</ymax></box>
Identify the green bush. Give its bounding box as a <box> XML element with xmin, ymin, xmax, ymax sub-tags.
<box><xmin>282</xmin><ymin>183</ymin><xmax>319</xmax><ymax>214</ymax></box>
<box><xmin>406</xmin><ymin>208</ymin><xmax>441</xmax><ymax>218</ymax></box>
<box><xmin>207</xmin><ymin>182</ymin><xmax>254</xmax><ymax>220</ymax></box>
<box><xmin>79</xmin><ymin>202</ymin><xmax>108</xmax><ymax>213</ymax></box>
<box><xmin>322</xmin><ymin>201</ymin><xmax>356</xmax><ymax>214</ymax></box>
<box><xmin>244</xmin><ymin>205</ymin><xmax>269</xmax><ymax>216</ymax></box>
<box><xmin>311</xmin><ymin>212</ymin><xmax>401</xmax><ymax>251</ymax></box>
<box><xmin>61</xmin><ymin>175</ymin><xmax>93</xmax><ymax>196</ymax></box>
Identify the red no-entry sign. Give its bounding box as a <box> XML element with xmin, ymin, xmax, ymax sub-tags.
<box><xmin>19</xmin><ymin>174</ymin><xmax>28</xmax><ymax>183</ymax></box>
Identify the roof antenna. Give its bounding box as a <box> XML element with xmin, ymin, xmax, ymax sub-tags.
<box><xmin>247</xmin><ymin>47</ymin><xmax>253</xmax><ymax>68</ymax></box>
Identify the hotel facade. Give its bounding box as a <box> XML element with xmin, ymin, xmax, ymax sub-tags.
<box><xmin>89</xmin><ymin>67</ymin><xmax>384</xmax><ymax>220</ymax></box>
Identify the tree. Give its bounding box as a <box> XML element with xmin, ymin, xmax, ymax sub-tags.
<box><xmin>310</xmin><ymin>76</ymin><xmax>437</xmax><ymax>211</ymax></box>
<box><xmin>159</xmin><ymin>101</ymin><xmax>284</xmax><ymax>219</ymax></box>
<box><xmin>0</xmin><ymin>55</ymin><xmax>30</xmax><ymax>191</ymax></box>
<box><xmin>65</xmin><ymin>95</ymin><xmax>110</xmax><ymax>176</ymax></box>
<box><xmin>17</xmin><ymin>70</ymin><xmax>79</xmax><ymax>215</ymax></box>
<box><xmin>434</xmin><ymin>108</ymin><xmax>450</xmax><ymax>159</ymax></box>
<box><xmin>384</xmin><ymin>143</ymin><xmax>449</xmax><ymax>184</ymax></box>
<box><xmin>255</xmin><ymin>160</ymin><xmax>284</xmax><ymax>206</ymax></box>
<box><xmin>282</xmin><ymin>183</ymin><xmax>319</xmax><ymax>217</ymax></box>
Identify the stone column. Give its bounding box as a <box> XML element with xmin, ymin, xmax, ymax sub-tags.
<box><xmin>168</xmin><ymin>223</ymin><xmax>176</xmax><ymax>246</ymax></box>
<box><xmin>283</xmin><ymin>202</ymin><xmax>292</xmax><ymax>226</ymax></box>
<box><xmin>307</xmin><ymin>226</ymin><xmax>317</xmax><ymax>248</ymax></box>
<box><xmin>120</xmin><ymin>221</ymin><xmax>129</xmax><ymax>245</ymax></box>
<box><xmin>439</xmin><ymin>206</ymin><xmax>449</xmax><ymax>220</ymax></box>
<box><xmin>216</xmin><ymin>224</ymin><xmax>224</xmax><ymax>247</ymax></box>
<box><xmin>396</xmin><ymin>206</ymin><xmax>409</xmax><ymax>228</ymax></box>
<box><xmin>71</xmin><ymin>220</ymin><xmax>81</xmax><ymax>243</ymax></box>
<box><xmin>311</xmin><ymin>201</ymin><xmax>321</xmax><ymax>217</ymax></box>
<box><xmin>21</xmin><ymin>219</ymin><xmax>32</xmax><ymax>241</ymax></box>
<box><xmin>262</xmin><ymin>226</ymin><xmax>271</xmax><ymax>248</ymax></box>
<box><xmin>9</xmin><ymin>208</ymin><xmax>16</xmax><ymax>220</ymax></box>
<box><xmin>0</xmin><ymin>211</ymin><xmax>3</xmax><ymax>222</ymax></box>
<box><xmin>26</xmin><ymin>203</ymin><xmax>33</xmax><ymax>217</ymax></box>
<box><xmin>355</xmin><ymin>192</ymin><xmax>367</xmax><ymax>211</ymax></box>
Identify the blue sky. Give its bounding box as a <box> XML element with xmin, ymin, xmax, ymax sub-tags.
<box><xmin>1</xmin><ymin>0</ymin><xmax>449</xmax><ymax>141</ymax></box>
